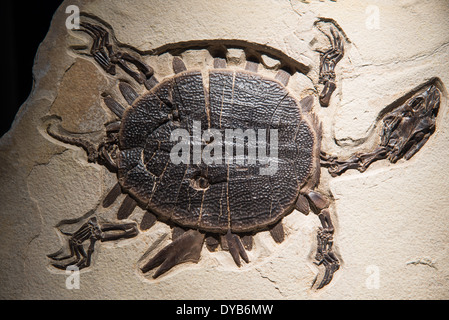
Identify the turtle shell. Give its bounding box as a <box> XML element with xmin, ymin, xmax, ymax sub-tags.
<box><xmin>117</xmin><ymin>69</ymin><xmax>318</xmax><ymax>233</ymax></box>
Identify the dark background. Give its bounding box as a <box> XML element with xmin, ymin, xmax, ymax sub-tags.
<box><xmin>1</xmin><ymin>0</ymin><xmax>64</xmax><ymax>137</ymax></box>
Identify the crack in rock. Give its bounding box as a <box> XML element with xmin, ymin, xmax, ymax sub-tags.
<box><xmin>406</xmin><ymin>258</ymin><xmax>437</xmax><ymax>270</ymax></box>
<box><xmin>255</xmin><ymin>266</ymin><xmax>285</xmax><ymax>296</ymax></box>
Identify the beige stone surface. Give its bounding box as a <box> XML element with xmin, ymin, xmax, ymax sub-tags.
<box><xmin>0</xmin><ymin>0</ymin><xmax>448</xmax><ymax>299</ymax></box>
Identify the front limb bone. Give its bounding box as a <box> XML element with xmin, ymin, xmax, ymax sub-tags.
<box><xmin>314</xmin><ymin>208</ymin><xmax>340</xmax><ymax>289</ymax></box>
<box><xmin>299</xmin><ymin>191</ymin><xmax>340</xmax><ymax>289</ymax></box>
<box><xmin>318</xmin><ymin>28</ymin><xmax>344</xmax><ymax>107</ymax></box>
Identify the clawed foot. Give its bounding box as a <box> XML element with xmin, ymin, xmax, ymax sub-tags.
<box><xmin>79</xmin><ymin>22</ymin><xmax>153</xmax><ymax>84</ymax></box>
<box><xmin>314</xmin><ymin>228</ymin><xmax>340</xmax><ymax>289</ymax></box>
<box><xmin>48</xmin><ymin>217</ymin><xmax>102</xmax><ymax>270</ymax></box>
<box><xmin>48</xmin><ymin>217</ymin><xmax>138</xmax><ymax>271</ymax></box>
<box><xmin>319</xmin><ymin>27</ymin><xmax>344</xmax><ymax>107</ymax></box>
<box><xmin>313</xmin><ymin>207</ymin><xmax>339</xmax><ymax>289</ymax></box>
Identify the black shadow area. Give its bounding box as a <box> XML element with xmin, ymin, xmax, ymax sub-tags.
<box><xmin>1</xmin><ymin>0</ymin><xmax>64</xmax><ymax>137</ymax></box>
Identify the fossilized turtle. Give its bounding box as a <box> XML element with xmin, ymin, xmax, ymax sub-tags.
<box><xmin>47</xmin><ymin>17</ymin><xmax>441</xmax><ymax>290</ymax></box>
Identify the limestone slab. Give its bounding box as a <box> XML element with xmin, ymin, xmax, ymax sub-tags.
<box><xmin>0</xmin><ymin>0</ymin><xmax>448</xmax><ymax>300</ymax></box>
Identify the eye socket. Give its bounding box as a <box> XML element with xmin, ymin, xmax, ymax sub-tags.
<box><xmin>410</xmin><ymin>97</ymin><xmax>424</xmax><ymax>112</ymax></box>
